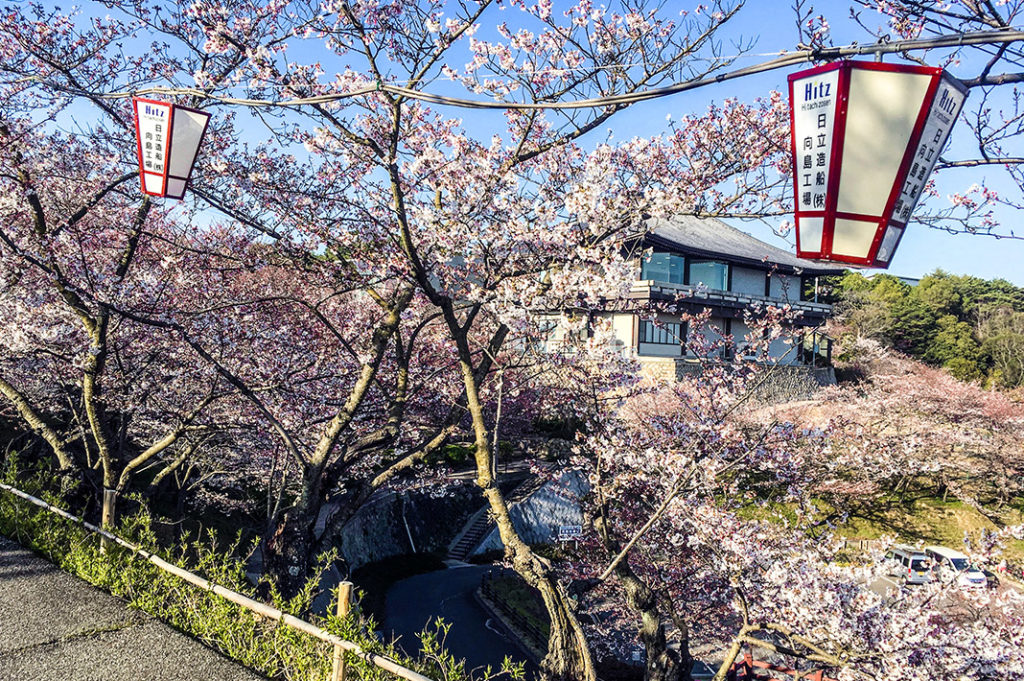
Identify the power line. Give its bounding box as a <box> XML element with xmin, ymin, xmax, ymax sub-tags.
<box><xmin>51</xmin><ymin>28</ymin><xmax>1024</xmax><ymax>111</ymax></box>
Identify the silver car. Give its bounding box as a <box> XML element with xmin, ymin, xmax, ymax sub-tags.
<box><xmin>886</xmin><ymin>545</ymin><xmax>932</xmax><ymax>585</ymax></box>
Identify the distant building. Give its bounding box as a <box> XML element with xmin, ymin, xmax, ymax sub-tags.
<box><xmin>548</xmin><ymin>216</ymin><xmax>846</xmax><ymax>383</ymax></box>
<box><xmin>865</xmin><ymin>271</ymin><xmax>921</xmax><ymax>287</ymax></box>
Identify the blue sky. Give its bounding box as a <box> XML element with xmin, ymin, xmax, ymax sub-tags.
<box><xmin>80</xmin><ymin>0</ymin><xmax>1024</xmax><ymax>285</ymax></box>
<box><xmin>411</xmin><ymin>1</ymin><xmax>1024</xmax><ymax>285</ymax></box>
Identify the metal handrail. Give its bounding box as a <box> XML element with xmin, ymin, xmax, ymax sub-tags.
<box><xmin>0</xmin><ymin>481</ymin><xmax>433</xmax><ymax>681</ymax></box>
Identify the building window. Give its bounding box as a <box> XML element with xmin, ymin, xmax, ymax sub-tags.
<box><xmin>687</xmin><ymin>260</ymin><xmax>729</xmax><ymax>291</ymax></box>
<box><xmin>641</xmin><ymin>250</ymin><xmax>685</xmax><ymax>284</ymax></box>
<box><xmin>639</xmin><ymin>320</ymin><xmax>685</xmax><ymax>345</ymax></box>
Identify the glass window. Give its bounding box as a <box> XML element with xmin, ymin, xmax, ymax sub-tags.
<box><xmin>639</xmin><ymin>320</ymin><xmax>685</xmax><ymax>345</ymax></box>
<box><xmin>641</xmin><ymin>250</ymin><xmax>684</xmax><ymax>284</ymax></box>
<box><xmin>688</xmin><ymin>260</ymin><xmax>729</xmax><ymax>291</ymax></box>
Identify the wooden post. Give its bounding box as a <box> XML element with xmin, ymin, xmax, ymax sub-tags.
<box><xmin>330</xmin><ymin>581</ymin><xmax>353</xmax><ymax>681</ymax></box>
<box><xmin>100</xmin><ymin>488</ymin><xmax>116</xmax><ymax>554</ymax></box>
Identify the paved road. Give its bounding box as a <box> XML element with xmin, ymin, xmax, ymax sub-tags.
<box><xmin>383</xmin><ymin>564</ymin><xmax>539</xmax><ymax>677</ymax></box>
<box><xmin>0</xmin><ymin>536</ymin><xmax>265</xmax><ymax>681</ymax></box>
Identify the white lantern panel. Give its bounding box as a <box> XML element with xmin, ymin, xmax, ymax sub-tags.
<box><xmin>791</xmin><ymin>69</ymin><xmax>840</xmax><ymax>213</ymax></box>
<box><xmin>798</xmin><ymin>216</ymin><xmax>824</xmax><ymax>252</ymax></box>
<box><xmin>892</xmin><ymin>78</ymin><xmax>965</xmax><ymax>225</ymax></box>
<box><xmin>167</xmin><ymin>108</ymin><xmax>210</xmax><ymax>180</ymax></box>
<box><xmin>135</xmin><ymin>99</ymin><xmax>172</xmax><ymax>191</ymax></box>
<box><xmin>831</xmin><ymin>218</ymin><xmax>878</xmax><ymax>259</ymax></box>
<box><xmin>166</xmin><ymin>177</ymin><xmax>188</xmax><ymax>198</ymax></box>
<box><xmin>875</xmin><ymin>224</ymin><xmax>903</xmax><ymax>263</ymax></box>
<box><xmin>143</xmin><ymin>173</ymin><xmax>166</xmax><ymax>196</ymax></box>
<box><xmin>836</xmin><ymin>69</ymin><xmax>932</xmax><ymax>216</ymax></box>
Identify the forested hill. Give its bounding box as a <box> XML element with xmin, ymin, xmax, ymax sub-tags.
<box><xmin>824</xmin><ymin>270</ymin><xmax>1024</xmax><ymax>388</ymax></box>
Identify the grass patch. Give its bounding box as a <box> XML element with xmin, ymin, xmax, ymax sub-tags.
<box><xmin>483</xmin><ymin>573</ymin><xmax>550</xmax><ymax>647</ymax></box>
<box><xmin>838</xmin><ymin>496</ymin><xmax>1024</xmax><ymax>562</ymax></box>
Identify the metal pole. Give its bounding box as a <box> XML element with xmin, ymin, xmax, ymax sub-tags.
<box><xmin>331</xmin><ymin>581</ymin><xmax>353</xmax><ymax>681</ymax></box>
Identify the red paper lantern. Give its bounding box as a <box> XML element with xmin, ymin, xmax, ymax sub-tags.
<box><xmin>788</xmin><ymin>61</ymin><xmax>967</xmax><ymax>268</ymax></box>
<box><xmin>133</xmin><ymin>97</ymin><xmax>211</xmax><ymax>200</ymax></box>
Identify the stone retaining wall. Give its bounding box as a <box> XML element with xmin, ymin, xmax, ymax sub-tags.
<box><xmin>639</xmin><ymin>358</ymin><xmax>836</xmax><ymax>403</ymax></box>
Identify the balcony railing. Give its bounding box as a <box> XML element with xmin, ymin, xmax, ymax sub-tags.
<box><xmin>630</xmin><ymin>280</ymin><xmax>832</xmax><ymax>315</ymax></box>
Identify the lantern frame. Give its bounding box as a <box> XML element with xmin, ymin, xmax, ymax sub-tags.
<box><xmin>132</xmin><ymin>97</ymin><xmax>211</xmax><ymax>200</ymax></box>
<box><xmin>788</xmin><ymin>60</ymin><xmax>967</xmax><ymax>268</ymax></box>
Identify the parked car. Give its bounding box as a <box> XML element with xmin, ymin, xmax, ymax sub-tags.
<box><xmin>924</xmin><ymin>546</ymin><xmax>988</xmax><ymax>588</ymax></box>
<box><xmin>885</xmin><ymin>545</ymin><xmax>932</xmax><ymax>585</ymax></box>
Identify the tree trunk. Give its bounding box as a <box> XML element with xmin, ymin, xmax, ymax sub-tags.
<box><xmin>0</xmin><ymin>375</ymin><xmax>75</xmax><ymax>470</ymax></box>
<box><xmin>594</xmin><ymin>516</ymin><xmax>686</xmax><ymax>681</ymax></box>
<box><xmin>264</xmin><ymin>459</ymin><xmax>328</xmax><ymax>599</ymax></box>
<box><xmin>264</xmin><ymin>506</ymin><xmax>318</xmax><ymax>598</ymax></box>
<box><xmin>450</xmin><ymin>321</ymin><xmax>595</xmax><ymax>681</ymax></box>
<box><xmin>618</xmin><ymin>566</ymin><xmax>684</xmax><ymax>681</ymax></box>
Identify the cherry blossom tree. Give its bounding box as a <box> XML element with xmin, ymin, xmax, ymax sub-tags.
<box><xmin>4</xmin><ymin>3</ymin><xmax>1024</xmax><ymax>681</ymax></box>
<box><xmin>556</xmin><ymin>325</ymin><xmax>1024</xmax><ymax>681</ymax></box>
<box><xmin>0</xmin><ymin>114</ymin><xmax>232</xmax><ymax>527</ymax></box>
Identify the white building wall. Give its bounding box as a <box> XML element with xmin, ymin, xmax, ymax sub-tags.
<box><xmin>731</xmin><ymin>319</ymin><xmax>752</xmax><ymax>355</ymax></box>
<box><xmin>768</xmin><ymin>272</ymin><xmax>799</xmax><ymax>301</ymax></box>
<box><xmin>769</xmin><ymin>335</ymin><xmax>800</xmax><ymax>365</ymax></box>
<box><xmin>731</xmin><ymin>266</ymin><xmax>766</xmax><ymax>297</ymax></box>
<box><xmin>609</xmin><ymin>313</ymin><xmax>635</xmax><ymax>355</ymax></box>
<box><xmin>687</xmin><ymin>316</ymin><xmax>729</xmax><ymax>358</ymax></box>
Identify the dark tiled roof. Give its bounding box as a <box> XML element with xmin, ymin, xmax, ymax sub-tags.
<box><xmin>643</xmin><ymin>215</ymin><xmax>846</xmax><ymax>276</ymax></box>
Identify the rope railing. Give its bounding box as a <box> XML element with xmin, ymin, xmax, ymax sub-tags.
<box><xmin>0</xmin><ymin>481</ymin><xmax>434</xmax><ymax>681</ymax></box>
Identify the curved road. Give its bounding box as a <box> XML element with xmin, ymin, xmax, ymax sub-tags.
<box><xmin>383</xmin><ymin>565</ymin><xmax>539</xmax><ymax>677</ymax></box>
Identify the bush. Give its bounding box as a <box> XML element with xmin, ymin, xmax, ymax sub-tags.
<box><xmin>426</xmin><ymin>443</ymin><xmax>474</xmax><ymax>467</ymax></box>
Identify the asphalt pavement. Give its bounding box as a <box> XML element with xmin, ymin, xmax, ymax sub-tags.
<box><xmin>0</xmin><ymin>535</ymin><xmax>265</xmax><ymax>681</ymax></box>
<box><xmin>382</xmin><ymin>564</ymin><xmax>539</xmax><ymax>677</ymax></box>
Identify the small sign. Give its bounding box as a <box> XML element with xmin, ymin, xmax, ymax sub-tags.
<box><xmin>558</xmin><ymin>525</ymin><xmax>582</xmax><ymax>541</ymax></box>
<box><xmin>133</xmin><ymin>97</ymin><xmax>211</xmax><ymax>200</ymax></box>
<box><xmin>791</xmin><ymin>68</ymin><xmax>839</xmax><ymax>220</ymax></box>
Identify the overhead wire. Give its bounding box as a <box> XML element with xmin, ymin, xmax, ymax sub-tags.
<box><xmin>46</xmin><ymin>28</ymin><xmax>1024</xmax><ymax>111</ymax></box>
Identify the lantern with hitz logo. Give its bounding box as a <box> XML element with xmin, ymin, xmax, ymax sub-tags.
<box><xmin>133</xmin><ymin>97</ymin><xmax>210</xmax><ymax>200</ymax></box>
<box><xmin>788</xmin><ymin>61</ymin><xmax>967</xmax><ymax>268</ymax></box>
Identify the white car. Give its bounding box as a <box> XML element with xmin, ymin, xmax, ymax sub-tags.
<box><xmin>924</xmin><ymin>546</ymin><xmax>987</xmax><ymax>588</ymax></box>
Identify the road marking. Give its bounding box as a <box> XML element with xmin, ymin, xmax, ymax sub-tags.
<box><xmin>484</xmin><ymin>618</ymin><xmax>509</xmax><ymax>640</ymax></box>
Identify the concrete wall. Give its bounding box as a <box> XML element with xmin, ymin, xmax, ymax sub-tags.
<box><xmin>474</xmin><ymin>470</ymin><xmax>590</xmax><ymax>553</ymax></box>
<box><xmin>332</xmin><ymin>482</ymin><xmax>481</xmax><ymax>569</ymax></box>
<box><xmin>672</xmin><ymin>361</ymin><xmax>836</xmax><ymax>401</ymax></box>
<box><xmin>731</xmin><ymin>266</ymin><xmax>766</xmax><ymax>297</ymax></box>
<box><xmin>768</xmin><ymin>272</ymin><xmax>798</xmax><ymax>302</ymax></box>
